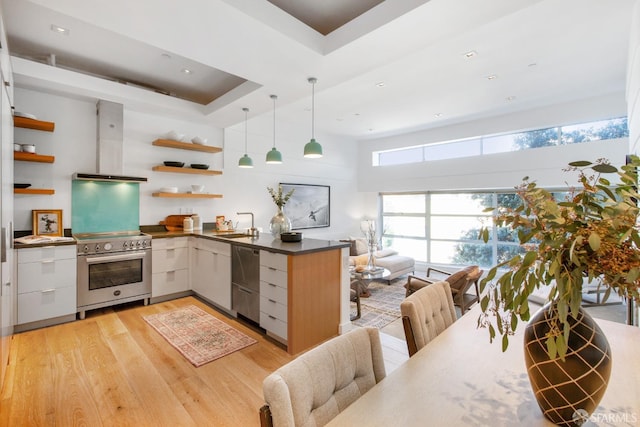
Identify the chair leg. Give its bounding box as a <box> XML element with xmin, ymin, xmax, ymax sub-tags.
<box><xmin>259</xmin><ymin>405</ymin><xmax>273</xmax><ymax>427</ymax></box>
<box><xmin>350</xmin><ymin>289</ymin><xmax>361</xmax><ymax>321</ymax></box>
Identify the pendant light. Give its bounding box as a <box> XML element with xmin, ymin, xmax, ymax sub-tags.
<box><xmin>238</xmin><ymin>107</ymin><xmax>253</xmax><ymax>168</ymax></box>
<box><xmin>266</xmin><ymin>94</ymin><xmax>283</xmax><ymax>164</ymax></box>
<box><xmin>304</xmin><ymin>77</ymin><xmax>323</xmax><ymax>158</ymax></box>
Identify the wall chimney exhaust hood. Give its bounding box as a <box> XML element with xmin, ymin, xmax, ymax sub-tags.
<box><xmin>73</xmin><ymin>100</ymin><xmax>147</xmax><ymax>183</ymax></box>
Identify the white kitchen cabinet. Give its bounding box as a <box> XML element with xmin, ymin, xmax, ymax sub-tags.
<box><xmin>259</xmin><ymin>250</ymin><xmax>288</xmax><ymax>341</ymax></box>
<box><xmin>152</xmin><ymin>237</ymin><xmax>189</xmax><ymax>298</ymax></box>
<box><xmin>16</xmin><ymin>245</ymin><xmax>76</xmax><ymax>326</ymax></box>
<box><xmin>191</xmin><ymin>238</ymin><xmax>231</xmax><ymax>310</ymax></box>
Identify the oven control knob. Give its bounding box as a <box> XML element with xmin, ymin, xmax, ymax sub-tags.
<box><xmin>142</xmin><ymin>241</ymin><xmax>147</xmax><ymax>248</ymax></box>
<box><xmin>104</xmin><ymin>243</ymin><xmax>113</xmax><ymax>251</ymax></box>
<box><xmin>136</xmin><ymin>241</ymin><xmax>142</xmax><ymax>248</ymax></box>
<box><xmin>95</xmin><ymin>244</ymin><xmax>101</xmax><ymax>252</ymax></box>
<box><xmin>123</xmin><ymin>242</ymin><xmax>129</xmax><ymax>249</ymax></box>
<box><xmin>83</xmin><ymin>245</ymin><xmax>89</xmax><ymax>253</ymax></box>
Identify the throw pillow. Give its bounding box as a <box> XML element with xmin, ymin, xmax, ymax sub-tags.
<box><xmin>374</xmin><ymin>248</ymin><xmax>398</xmax><ymax>258</ymax></box>
<box><xmin>349</xmin><ymin>237</ymin><xmax>368</xmax><ymax>255</ymax></box>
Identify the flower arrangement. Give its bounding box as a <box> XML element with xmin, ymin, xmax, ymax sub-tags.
<box><xmin>478</xmin><ymin>157</ymin><xmax>640</xmax><ymax>359</ymax></box>
<box><xmin>267</xmin><ymin>184</ymin><xmax>295</xmax><ymax>208</ymax></box>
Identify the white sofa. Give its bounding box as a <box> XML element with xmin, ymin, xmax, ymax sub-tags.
<box><xmin>344</xmin><ymin>238</ymin><xmax>415</xmax><ymax>282</ymax></box>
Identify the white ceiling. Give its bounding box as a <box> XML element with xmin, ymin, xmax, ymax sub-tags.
<box><xmin>1</xmin><ymin>0</ymin><xmax>636</xmax><ymax>140</ymax></box>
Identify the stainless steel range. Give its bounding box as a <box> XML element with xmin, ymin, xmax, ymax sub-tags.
<box><xmin>75</xmin><ymin>231</ymin><xmax>152</xmax><ymax>319</ymax></box>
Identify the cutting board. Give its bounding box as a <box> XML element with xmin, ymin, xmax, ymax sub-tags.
<box><xmin>160</xmin><ymin>214</ymin><xmax>192</xmax><ymax>231</ymax></box>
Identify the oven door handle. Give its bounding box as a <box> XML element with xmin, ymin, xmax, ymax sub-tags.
<box><xmin>85</xmin><ymin>252</ymin><xmax>147</xmax><ymax>264</ymax></box>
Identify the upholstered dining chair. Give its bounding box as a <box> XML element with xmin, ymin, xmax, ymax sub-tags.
<box><xmin>401</xmin><ymin>280</ymin><xmax>457</xmax><ymax>357</ymax></box>
<box><xmin>259</xmin><ymin>327</ymin><xmax>386</xmax><ymax>427</ymax></box>
<box><xmin>404</xmin><ymin>265</ymin><xmax>483</xmax><ymax>314</ymax></box>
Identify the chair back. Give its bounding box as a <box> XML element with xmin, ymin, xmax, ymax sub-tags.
<box><xmin>261</xmin><ymin>327</ymin><xmax>386</xmax><ymax>427</ymax></box>
<box><xmin>401</xmin><ymin>280</ymin><xmax>456</xmax><ymax>356</ymax></box>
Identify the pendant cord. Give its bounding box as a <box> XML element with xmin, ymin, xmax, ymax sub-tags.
<box><xmin>243</xmin><ymin>107</ymin><xmax>248</xmax><ymax>154</ymax></box>
<box><xmin>311</xmin><ymin>80</ymin><xmax>315</xmax><ymax>139</ymax></box>
<box><xmin>273</xmin><ymin>96</ymin><xmax>276</xmax><ymax>148</ymax></box>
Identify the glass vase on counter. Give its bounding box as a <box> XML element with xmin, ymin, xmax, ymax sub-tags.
<box><xmin>269</xmin><ymin>207</ymin><xmax>292</xmax><ymax>238</ymax></box>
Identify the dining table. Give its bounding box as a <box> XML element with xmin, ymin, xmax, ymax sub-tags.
<box><xmin>327</xmin><ymin>305</ymin><xmax>640</xmax><ymax>426</ymax></box>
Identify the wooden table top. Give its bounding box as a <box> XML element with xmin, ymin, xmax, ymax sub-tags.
<box><xmin>327</xmin><ymin>306</ymin><xmax>640</xmax><ymax>426</ymax></box>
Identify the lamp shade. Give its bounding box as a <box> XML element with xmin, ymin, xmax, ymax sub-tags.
<box><xmin>238</xmin><ymin>153</ymin><xmax>253</xmax><ymax>168</ymax></box>
<box><xmin>266</xmin><ymin>147</ymin><xmax>282</xmax><ymax>164</ymax></box>
<box><xmin>304</xmin><ymin>138</ymin><xmax>323</xmax><ymax>158</ymax></box>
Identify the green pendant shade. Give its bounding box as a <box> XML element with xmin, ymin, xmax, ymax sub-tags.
<box><xmin>303</xmin><ymin>138</ymin><xmax>323</xmax><ymax>158</ymax></box>
<box><xmin>238</xmin><ymin>153</ymin><xmax>253</xmax><ymax>168</ymax></box>
<box><xmin>266</xmin><ymin>147</ymin><xmax>282</xmax><ymax>164</ymax></box>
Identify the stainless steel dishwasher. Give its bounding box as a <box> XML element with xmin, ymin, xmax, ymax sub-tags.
<box><xmin>231</xmin><ymin>245</ymin><xmax>260</xmax><ymax>322</ymax></box>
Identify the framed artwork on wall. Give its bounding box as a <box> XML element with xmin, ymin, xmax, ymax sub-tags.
<box><xmin>280</xmin><ymin>183</ymin><xmax>330</xmax><ymax>229</ymax></box>
<box><xmin>32</xmin><ymin>209</ymin><xmax>63</xmax><ymax>236</ymax></box>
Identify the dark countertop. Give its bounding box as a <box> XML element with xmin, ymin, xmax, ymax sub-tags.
<box><xmin>147</xmin><ymin>229</ymin><xmax>350</xmax><ymax>255</ymax></box>
<box><xmin>14</xmin><ymin>239</ymin><xmax>77</xmax><ymax>250</ymax></box>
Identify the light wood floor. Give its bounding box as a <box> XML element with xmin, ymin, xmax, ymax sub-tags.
<box><xmin>0</xmin><ymin>296</ymin><xmax>408</xmax><ymax>427</ymax></box>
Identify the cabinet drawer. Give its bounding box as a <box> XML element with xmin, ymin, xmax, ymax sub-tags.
<box><xmin>194</xmin><ymin>238</ymin><xmax>231</xmax><ymax>256</ymax></box>
<box><xmin>18</xmin><ymin>245</ymin><xmax>76</xmax><ymax>263</ymax></box>
<box><xmin>260</xmin><ymin>281</ymin><xmax>287</xmax><ymax>305</ymax></box>
<box><xmin>152</xmin><ymin>269</ymin><xmax>189</xmax><ymax>297</ymax></box>
<box><xmin>260</xmin><ymin>295</ymin><xmax>287</xmax><ymax>321</ymax></box>
<box><xmin>260</xmin><ymin>250</ymin><xmax>287</xmax><ymax>271</ymax></box>
<box><xmin>260</xmin><ymin>311</ymin><xmax>287</xmax><ymax>340</ymax></box>
<box><xmin>259</xmin><ymin>265</ymin><xmax>287</xmax><ymax>288</ymax></box>
<box><xmin>17</xmin><ymin>258</ymin><xmax>77</xmax><ymax>294</ymax></box>
<box><xmin>152</xmin><ymin>247</ymin><xmax>189</xmax><ymax>273</ymax></box>
<box><xmin>17</xmin><ymin>286</ymin><xmax>76</xmax><ymax>324</ymax></box>
<box><xmin>152</xmin><ymin>237</ymin><xmax>189</xmax><ymax>250</ymax></box>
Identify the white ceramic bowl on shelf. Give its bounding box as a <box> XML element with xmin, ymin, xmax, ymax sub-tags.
<box><xmin>191</xmin><ymin>136</ymin><xmax>207</xmax><ymax>145</ymax></box>
<box><xmin>21</xmin><ymin>144</ymin><xmax>36</xmax><ymax>153</ymax></box>
<box><xmin>160</xmin><ymin>186</ymin><xmax>178</xmax><ymax>193</ymax></box>
<box><xmin>191</xmin><ymin>184</ymin><xmax>205</xmax><ymax>193</ymax></box>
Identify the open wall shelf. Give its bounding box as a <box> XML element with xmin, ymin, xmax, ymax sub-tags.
<box><xmin>153</xmin><ymin>139</ymin><xmax>222</xmax><ymax>153</ymax></box>
<box><xmin>14</xmin><ymin>116</ymin><xmax>55</xmax><ymax>132</ymax></box>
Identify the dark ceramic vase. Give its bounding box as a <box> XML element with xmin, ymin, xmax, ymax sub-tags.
<box><xmin>523</xmin><ymin>303</ymin><xmax>612</xmax><ymax>426</ymax></box>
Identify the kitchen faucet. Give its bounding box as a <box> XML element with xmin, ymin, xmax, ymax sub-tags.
<box><xmin>237</xmin><ymin>212</ymin><xmax>259</xmax><ymax>237</ymax></box>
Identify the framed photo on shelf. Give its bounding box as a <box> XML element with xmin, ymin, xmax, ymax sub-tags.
<box><xmin>32</xmin><ymin>209</ymin><xmax>63</xmax><ymax>236</ymax></box>
<box><xmin>281</xmin><ymin>183</ymin><xmax>330</xmax><ymax>229</ymax></box>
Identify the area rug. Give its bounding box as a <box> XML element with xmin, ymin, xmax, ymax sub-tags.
<box><xmin>352</xmin><ymin>278</ymin><xmax>407</xmax><ymax>330</ymax></box>
<box><xmin>143</xmin><ymin>305</ymin><xmax>257</xmax><ymax>367</ymax></box>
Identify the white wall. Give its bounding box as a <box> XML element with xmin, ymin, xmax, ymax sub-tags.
<box><xmin>628</xmin><ymin>0</ymin><xmax>640</xmax><ymax>154</ymax></box>
<box><xmin>13</xmin><ymin>87</ymin><xmax>362</xmax><ymax>238</ymax></box>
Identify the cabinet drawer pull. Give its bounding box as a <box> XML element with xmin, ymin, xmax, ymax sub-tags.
<box><xmin>41</xmin><ymin>288</ymin><xmax>56</xmax><ymax>293</ymax></box>
<box><xmin>268</xmin><ymin>267</ymin><xmax>277</xmax><ymax>271</ymax></box>
<box><xmin>41</xmin><ymin>259</ymin><xmax>55</xmax><ymax>264</ymax></box>
<box><xmin>268</xmin><ymin>282</ymin><xmax>276</xmax><ymax>287</ymax></box>
<box><xmin>268</xmin><ymin>299</ymin><xmax>276</xmax><ymax>303</ymax></box>
<box><xmin>268</xmin><ymin>315</ymin><xmax>276</xmax><ymax>320</ymax></box>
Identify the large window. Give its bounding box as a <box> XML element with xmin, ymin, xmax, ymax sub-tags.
<box><xmin>381</xmin><ymin>190</ymin><xmax>567</xmax><ymax>268</ymax></box>
<box><xmin>373</xmin><ymin>117</ymin><xmax>628</xmax><ymax>166</ymax></box>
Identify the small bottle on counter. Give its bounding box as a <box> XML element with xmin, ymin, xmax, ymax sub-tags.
<box><xmin>192</xmin><ymin>213</ymin><xmax>201</xmax><ymax>231</ymax></box>
<box><xmin>183</xmin><ymin>216</ymin><xmax>193</xmax><ymax>232</ymax></box>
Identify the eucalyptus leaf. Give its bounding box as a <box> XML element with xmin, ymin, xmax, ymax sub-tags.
<box><xmin>592</xmin><ymin>164</ymin><xmax>618</xmax><ymax>173</ymax></box>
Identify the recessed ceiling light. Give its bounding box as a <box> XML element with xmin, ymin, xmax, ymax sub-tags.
<box><xmin>161</xmin><ymin>53</ymin><xmax>172</xmax><ymax>59</ymax></box>
<box><xmin>463</xmin><ymin>50</ymin><xmax>477</xmax><ymax>58</ymax></box>
<box><xmin>506</xmin><ymin>96</ymin><xmax>516</xmax><ymax>101</ymax></box>
<box><xmin>528</xmin><ymin>63</ymin><xmax>537</xmax><ymax>68</ymax></box>
<box><xmin>375</xmin><ymin>82</ymin><xmax>385</xmax><ymax>87</ymax></box>
<box><xmin>181</xmin><ymin>68</ymin><xmax>193</xmax><ymax>75</ymax></box>
<box><xmin>434</xmin><ymin>113</ymin><xmax>443</xmax><ymax>118</ymax></box>
<box><xmin>50</xmin><ymin>24</ymin><xmax>70</xmax><ymax>35</ymax></box>
<box><xmin>486</xmin><ymin>74</ymin><xmax>498</xmax><ymax>80</ymax></box>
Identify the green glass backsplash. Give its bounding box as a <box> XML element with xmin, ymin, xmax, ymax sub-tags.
<box><xmin>72</xmin><ymin>180</ymin><xmax>140</xmax><ymax>234</ymax></box>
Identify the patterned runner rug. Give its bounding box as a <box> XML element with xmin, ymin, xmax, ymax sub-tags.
<box><xmin>352</xmin><ymin>278</ymin><xmax>406</xmax><ymax>329</ymax></box>
<box><xmin>143</xmin><ymin>305</ymin><xmax>257</xmax><ymax>367</ymax></box>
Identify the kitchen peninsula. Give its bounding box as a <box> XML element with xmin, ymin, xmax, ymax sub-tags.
<box><xmin>147</xmin><ymin>229</ymin><xmax>351</xmax><ymax>355</ymax></box>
